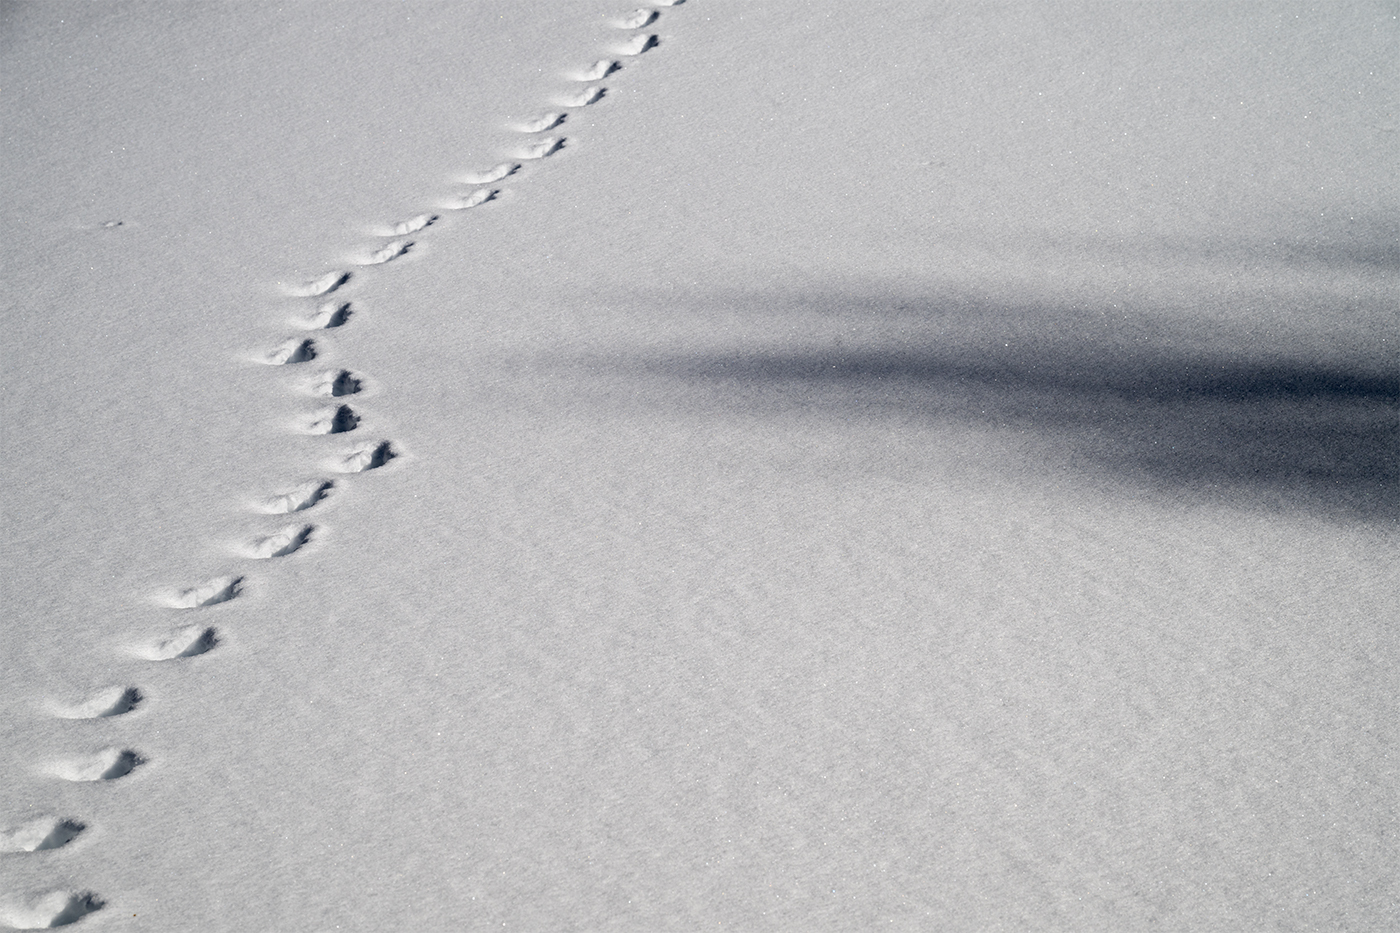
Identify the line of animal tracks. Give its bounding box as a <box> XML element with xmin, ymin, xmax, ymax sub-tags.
<box><xmin>0</xmin><ymin>3</ymin><xmax>686</xmax><ymax>926</ymax></box>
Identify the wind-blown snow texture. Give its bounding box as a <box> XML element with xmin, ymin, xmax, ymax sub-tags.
<box><xmin>2</xmin><ymin>1</ymin><xmax>1396</xmax><ymax>930</ymax></box>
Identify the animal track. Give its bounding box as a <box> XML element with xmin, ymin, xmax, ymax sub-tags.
<box><xmin>614</xmin><ymin>9</ymin><xmax>659</xmax><ymax>29</ymax></box>
<box><xmin>18</xmin><ymin>2</ymin><xmax>688</xmax><ymax>909</ymax></box>
<box><xmin>313</xmin><ymin>369</ymin><xmax>362</xmax><ymax>398</ymax></box>
<box><xmin>160</xmin><ymin>575</ymin><xmax>241</xmax><ymax>609</ymax></box>
<box><xmin>333</xmin><ymin>441</ymin><xmax>396</xmax><ymax>473</ymax></box>
<box><xmin>50</xmin><ymin>749</ymin><xmax>143</xmax><ymax>782</ymax></box>
<box><xmin>0</xmin><ymin>817</ymin><xmax>85</xmax><ymax>854</ymax></box>
<box><xmin>265</xmin><ymin>338</ymin><xmax>316</xmax><ymax>365</ymax></box>
<box><xmin>0</xmin><ymin>891</ymin><xmax>103</xmax><ymax>930</ymax></box>
<box><xmin>284</xmin><ymin>270</ymin><xmax>350</xmax><ymax>298</ymax></box>
<box><xmin>136</xmin><ymin>625</ymin><xmax>218</xmax><ymax>660</ymax></box>
<box><xmin>299</xmin><ymin>301</ymin><xmax>352</xmax><ymax>329</ymax></box>
<box><xmin>440</xmin><ymin>188</ymin><xmax>498</xmax><ymax>210</ymax></box>
<box><xmin>357</xmin><ymin>239</ymin><xmax>413</xmax><ymax>266</ymax></box>
<box><xmin>373</xmin><ymin>213</ymin><xmax>437</xmax><ymax>237</ymax></box>
<box><xmin>515</xmin><ymin>112</ymin><xmax>566</xmax><ymax>133</ymax></box>
<box><xmin>555</xmin><ymin>86</ymin><xmax>606</xmax><ymax>107</ymax></box>
<box><xmin>459</xmin><ymin>163</ymin><xmax>519</xmax><ymax>185</ymax></box>
<box><xmin>572</xmin><ymin>59</ymin><xmax>620</xmax><ymax>82</ymax></box>
<box><xmin>613</xmin><ymin>33</ymin><xmax>658</xmax><ymax>56</ymax></box>
<box><xmin>515</xmin><ymin>136</ymin><xmax>565</xmax><ymax>160</ymax></box>
<box><xmin>304</xmin><ymin>404</ymin><xmax>360</xmax><ymax>435</ymax></box>
<box><xmin>261</xmin><ymin>479</ymin><xmax>333</xmax><ymax>514</ymax></box>
<box><xmin>241</xmin><ymin>524</ymin><xmax>313</xmax><ymax>559</ymax></box>
<box><xmin>50</xmin><ymin>686</ymin><xmax>141</xmax><ymax>720</ymax></box>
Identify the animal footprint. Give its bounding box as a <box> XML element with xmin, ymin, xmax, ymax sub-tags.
<box><xmin>572</xmin><ymin>59</ymin><xmax>619</xmax><ymax>82</ymax></box>
<box><xmin>0</xmin><ymin>891</ymin><xmax>103</xmax><ymax>929</ymax></box>
<box><xmin>332</xmin><ymin>441</ymin><xmax>396</xmax><ymax>474</ymax></box>
<box><xmin>240</xmin><ymin>524</ymin><xmax>313</xmax><ymax>559</ymax></box>
<box><xmin>613</xmin><ymin>33</ymin><xmax>658</xmax><ymax>56</ymax></box>
<box><xmin>135</xmin><ymin>625</ymin><xmax>218</xmax><ymax>660</ymax></box>
<box><xmin>357</xmin><ymin>239</ymin><xmax>412</xmax><ymax>266</ymax></box>
<box><xmin>160</xmin><ymin>575</ymin><xmax>241</xmax><ymax>609</ymax></box>
<box><xmin>440</xmin><ymin>188</ymin><xmax>498</xmax><ymax>210</ymax></box>
<box><xmin>284</xmin><ymin>270</ymin><xmax>350</xmax><ymax>298</ymax></box>
<box><xmin>0</xmin><ymin>817</ymin><xmax>85</xmax><ymax>854</ymax></box>
<box><xmin>50</xmin><ymin>686</ymin><xmax>141</xmax><ymax>720</ymax></box>
<box><xmin>514</xmin><ymin>136</ymin><xmax>565</xmax><ymax>160</ymax></box>
<box><xmin>614</xmin><ymin>9</ymin><xmax>658</xmax><ymax>29</ymax></box>
<box><xmin>555</xmin><ymin>86</ymin><xmax>605</xmax><ymax>108</ymax></box>
<box><xmin>260</xmin><ymin>480</ymin><xmax>333</xmax><ymax>514</ymax></box>
<box><xmin>312</xmin><ymin>369</ymin><xmax>362</xmax><ymax>398</ymax></box>
<box><xmin>459</xmin><ymin>163</ymin><xmax>519</xmax><ymax>185</ymax></box>
<box><xmin>303</xmin><ymin>404</ymin><xmax>360</xmax><ymax>435</ymax></box>
<box><xmin>49</xmin><ymin>749</ymin><xmax>143</xmax><ymax>782</ymax></box>
<box><xmin>373</xmin><ymin>213</ymin><xmax>437</xmax><ymax>237</ymax></box>
<box><xmin>298</xmin><ymin>301</ymin><xmax>352</xmax><ymax>330</ymax></box>
<box><xmin>515</xmin><ymin>112</ymin><xmax>566</xmax><ymax>133</ymax></box>
<box><xmin>264</xmin><ymin>338</ymin><xmax>316</xmax><ymax>365</ymax></box>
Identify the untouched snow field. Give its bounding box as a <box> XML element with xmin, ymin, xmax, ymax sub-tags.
<box><xmin>2</xmin><ymin>1</ymin><xmax>1396</xmax><ymax>929</ymax></box>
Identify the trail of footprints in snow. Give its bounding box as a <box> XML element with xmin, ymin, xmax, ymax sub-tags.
<box><xmin>5</xmin><ymin>3</ymin><xmax>683</xmax><ymax>924</ymax></box>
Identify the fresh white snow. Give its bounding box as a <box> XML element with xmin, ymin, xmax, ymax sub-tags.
<box><xmin>2</xmin><ymin>1</ymin><xmax>1396</xmax><ymax>930</ymax></box>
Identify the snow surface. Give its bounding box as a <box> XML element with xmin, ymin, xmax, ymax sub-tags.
<box><xmin>2</xmin><ymin>1</ymin><xmax>1397</xmax><ymax>930</ymax></box>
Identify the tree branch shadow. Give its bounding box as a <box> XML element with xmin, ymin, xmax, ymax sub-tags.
<box><xmin>583</xmin><ymin>283</ymin><xmax>1398</xmax><ymax>524</ymax></box>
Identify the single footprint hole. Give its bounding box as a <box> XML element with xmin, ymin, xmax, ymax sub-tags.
<box><xmin>52</xmin><ymin>686</ymin><xmax>141</xmax><ymax>720</ymax></box>
<box><xmin>515</xmin><ymin>112</ymin><xmax>566</xmax><ymax>133</ymax></box>
<box><xmin>243</xmin><ymin>524</ymin><xmax>313</xmax><ymax>559</ymax></box>
<box><xmin>284</xmin><ymin>270</ymin><xmax>350</xmax><ymax>298</ymax></box>
<box><xmin>49</xmin><ymin>892</ymin><xmax>105</xmax><ymax>928</ymax></box>
<box><xmin>516</xmin><ymin>136</ymin><xmax>565</xmax><ymax>160</ymax></box>
<box><xmin>614</xmin><ymin>9</ymin><xmax>659</xmax><ymax>29</ymax></box>
<box><xmin>358</xmin><ymin>239</ymin><xmax>412</xmax><ymax>266</ymax></box>
<box><xmin>459</xmin><ymin>163</ymin><xmax>519</xmax><ymax>185</ymax></box>
<box><xmin>266</xmin><ymin>338</ymin><xmax>316</xmax><ymax>365</ymax></box>
<box><xmin>98</xmin><ymin>748</ymin><xmax>136</xmax><ymax>777</ymax></box>
<box><xmin>440</xmin><ymin>188</ymin><xmax>498</xmax><ymax>211</ymax></box>
<box><xmin>138</xmin><ymin>625</ymin><xmax>218</xmax><ymax>660</ymax></box>
<box><xmin>335</xmin><ymin>441</ymin><xmax>396</xmax><ymax>474</ymax></box>
<box><xmin>51</xmin><ymin>749</ymin><xmax>143</xmax><ymax>782</ymax></box>
<box><xmin>306</xmin><ymin>404</ymin><xmax>359</xmax><ymax>435</ymax></box>
<box><xmin>0</xmin><ymin>817</ymin><xmax>86</xmax><ymax>854</ymax></box>
<box><xmin>37</xmin><ymin>821</ymin><xmax>85</xmax><ymax>851</ymax></box>
<box><xmin>614</xmin><ymin>33</ymin><xmax>658</xmax><ymax>56</ymax></box>
<box><xmin>555</xmin><ymin>86</ymin><xmax>605</xmax><ymax>108</ymax></box>
<box><xmin>376</xmin><ymin>213</ymin><xmax>437</xmax><ymax>237</ymax></box>
<box><xmin>0</xmin><ymin>891</ymin><xmax>104</xmax><ymax>930</ymax></box>
<box><xmin>572</xmin><ymin>59</ymin><xmax>620</xmax><ymax>82</ymax></box>
<box><xmin>315</xmin><ymin>370</ymin><xmax>362</xmax><ymax>398</ymax></box>
<box><xmin>262</xmin><ymin>480</ymin><xmax>332</xmax><ymax>514</ymax></box>
<box><xmin>301</xmin><ymin>301</ymin><xmax>352</xmax><ymax>329</ymax></box>
<box><xmin>162</xmin><ymin>575</ymin><xmax>241</xmax><ymax>609</ymax></box>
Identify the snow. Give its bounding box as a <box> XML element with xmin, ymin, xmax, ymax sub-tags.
<box><xmin>2</xmin><ymin>1</ymin><xmax>1396</xmax><ymax>930</ymax></box>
